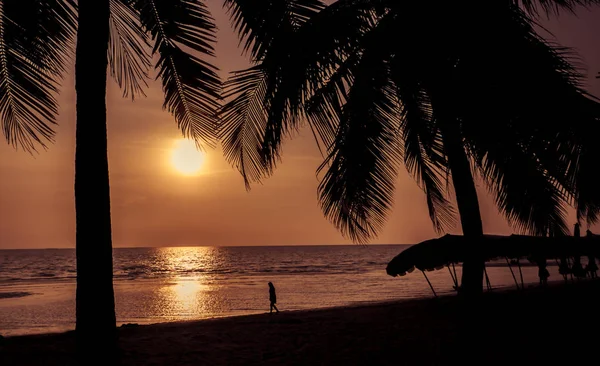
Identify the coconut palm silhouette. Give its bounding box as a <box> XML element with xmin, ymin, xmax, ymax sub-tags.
<box><xmin>219</xmin><ymin>0</ymin><xmax>600</xmax><ymax>295</ymax></box>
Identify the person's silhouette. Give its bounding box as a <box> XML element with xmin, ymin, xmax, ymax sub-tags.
<box><xmin>586</xmin><ymin>229</ymin><xmax>598</xmax><ymax>278</ymax></box>
<box><xmin>537</xmin><ymin>257</ymin><xmax>550</xmax><ymax>286</ymax></box>
<box><xmin>268</xmin><ymin>282</ymin><xmax>279</xmax><ymax>314</ymax></box>
<box><xmin>572</xmin><ymin>223</ymin><xmax>586</xmax><ymax>278</ymax></box>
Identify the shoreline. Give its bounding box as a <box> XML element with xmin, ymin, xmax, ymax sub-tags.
<box><xmin>0</xmin><ymin>279</ymin><xmax>563</xmax><ymax>338</ymax></box>
<box><xmin>3</xmin><ymin>280</ymin><xmax>599</xmax><ymax>365</ymax></box>
<box><xmin>0</xmin><ymin>281</ymin><xmax>533</xmax><ymax>338</ymax></box>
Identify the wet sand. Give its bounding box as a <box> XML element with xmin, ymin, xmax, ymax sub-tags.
<box><xmin>2</xmin><ymin>281</ymin><xmax>599</xmax><ymax>365</ymax></box>
<box><xmin>0</xmin><ymin>292</ymin><xmax>32</xmax><ymax>299</ymax></box>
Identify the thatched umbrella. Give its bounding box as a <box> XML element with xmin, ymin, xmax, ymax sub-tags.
<box><xmin>387</xmin><ymin>234</ymin><xmax>600</xmax><ymax>292</ymax></box>
<box><xmin>386</xmin><ymin>234</ymin><xmax>467</xmax><ymax>277</ymax></box>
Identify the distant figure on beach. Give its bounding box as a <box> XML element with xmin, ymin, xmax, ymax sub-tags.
<box><xmin>586</xmin><ymin>259</ymin><xmax>598</xmax><ymax>279</ymax></box>
<box><xmin>268</xmin><ymin>282</ymin><xmax>279</xmax><ymax>314</ymax></box>
<box><xmin>572</xmin><ymin>258</ymin><xmax>586</xmax><ymax>278</ymax></box>
<box><xmin>537</xmin><ymin>257</ymin><xmax>550</xmax><ymax>287</ymax></box>
<box><xmin>572</xmin><ymin>223</ymin><xmax>586</xmax><ymax>278</ymax></box>
<box><xmin>558</xmin><ymin>258</ymin><xmax>570</xmax><ymax>281</ymax></box>
<box><xmin>586</xmin><ymin>229</ymin><xmax>598</xmax><ymax>278</ymax></box>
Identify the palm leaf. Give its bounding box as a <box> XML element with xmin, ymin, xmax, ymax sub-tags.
<box><xmin>219</xmin><ymin>66</ymin><xmax>269</xmax><ymax>188</ymax></box>
<box><xmin>318</xmin><ymin>39</ymin><xmax>401</xmax><ymax>243</ymax></box>
<box><xmin>301</xmin><ymin>1</ymin><xmax>378</xmax><ymax>151</ymax></box>
<box><xmin>394</xmin><ymin>82</ymin><xmax>455</xmax><ymax>233</ymax></box>
<box><xmin>572</xmin><ymin>140</ymin><xmax>600</xmax><ymax>225</ymax></box>
<box><xmin>515</xmin><ymin>0</ymin><xmax>600</xmax><ymax>15</ymax></box>
<box><xmin>258</xmin><ymin>1</ymin><xmax>375</xmax><ymax>179</ymax></box>
<box><xmin>304</xmin><ymin>53</ymin><xmax>355</xmax><ymax>152</ymax></box>
<box><xmin>221</xmin><ymin>0</ymin><xmax>373</xmax><ymax>187</ymax></box>
<box><xmin>467</xmin><ymin>124</ymin><xmax>570</xmax><ymax>236</ymax></box>
<box><xmin>223</xmin><ymin>0</ymin><xmax>324</xmax><ymax>61</ymax></box>
<box><xmin>0</xmin><ymin>0</ymin><xmax>76</xmax><ymax>152</ymax></box>
<box><xmin>109</xmin><ymin>0</ymin><xmax>150</xmax><ymax>100</ymax></box>
<box><xmin>134</xmin><ymin>0</ymin><xmax>220</xmax><ymax>146</ymax></box>
<box><xmin>5</xmin><ymin>0</ymin><xmax>76</xmax><ymax>74</ymax></box>
<box><xmin>220</xmin><ymin>0</ymin><xmax>325</xmax><ymax>187</ymax></box>
<box><xmin>455</xmin><ymin>5</ymin><xmax>597</xmax><ymax>235</ymax></box>
<box><xmin>557</xmin><ymin>96</ymin><xmax>600</xmax><ymax>225</ymax></box>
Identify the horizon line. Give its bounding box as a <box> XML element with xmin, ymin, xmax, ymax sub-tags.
<box><xmin>0</xmin><ymin>243</ymin><xmax>412</xmax><ymax>250</ymax></box>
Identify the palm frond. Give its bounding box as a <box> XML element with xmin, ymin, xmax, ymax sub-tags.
<box><xmin>454</xmin><ymin>5</ymin><xmax>595</xmax><ymax>236</ymax></box>
<box><xmin>5</xmin><ymin>0</ymin><xmax>76</xmax><ymax>74</ymax></box>
<box><xmin>0</xmin><ymin>0</ymin><xmax>76</xmax><ymax>152</ymax></box>
<box><xmin>220</xmin><ymin>0</ymin><xmax>326</xmax><ymax>186</ymax></box>
<box><xmin>220</xmin><ymin>0</ymin><xmax>375</xmax><ymax>187</ymax></box>
<box><xmin>467</xmin><ymin>125</ymin><xmax>570</xmax><ymax>236</ymax></box>
<box><xmin>302</xmin><ymin>1</ymin><xmax>378</xmax><ymax>151</ymax></box>
<box><xmin>572</xmin><ymin>142</ymin><xmax>600</xmax><ymax>225</ymax></box>
<box><xmin>109</xmin><ymin>0</ymin><xmax>150</xmax><ymax>100</ymax></box>
<box><xmin>259</xmin><ymin>1</ymin><xmax>377</xmax><ymax>178</ymax></box>
<box><xmin>219</xmin><ymin>66</ymin><xmax>269</xmax><ymax>188</ymax></box>
<box><xmin>558</xmin><ymin>97</ymin><xmax>600</xmax><ymax>225</ymax></box>
<box><xmin>135</xmin><ymin>0</ymin><xmax>220</xmax><ymax>146</ymax></box>
<box><xmin>304</xmin><ymin>54</ymin><xmax>355</xmax><ymax>152</ymax></box>
<box><xmin>318</xmin><ymin>46</ymin><xmax>400</xmax><ymax>243</ymax></box>
<box><xmin>514</xmin><ymin>0</ymin><xmax>600</xmax><ymax>15</ymax></box>
<box><xmin>223</xmin><ymin>0</ymin><xmax>324</xmax><ymax>61</ymax></box>
<box><xmin>394</xmin><ymin>81</ymin><xmax>455</xmax><ymax>233</ymax></box>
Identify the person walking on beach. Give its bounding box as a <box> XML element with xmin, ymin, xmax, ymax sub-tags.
<box><xmin>572</xmin><ymin>223</ymin><xmax>586</xmax><ymax>279</ymax></box>
<box><xmin>268</xmin><ymin>282</ymin><xmax>279</xmax><ymax>314</ymax></box>
<box><xmin>537</xmin><ymin>257</ymin><xmax>550</xmax><ymax>287</ymax></box>
<box><xmin>586</xmin><ymin>229</ymin><xmax>598</xmax><ymax>278</ymax></box>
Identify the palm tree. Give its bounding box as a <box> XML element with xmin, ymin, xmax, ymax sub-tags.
<box><xmin>1</xmin><ymin>0</ymin><xmax>220</xmax><ymax>356</ymax></box>
<box><xmin>219</xmin><ymin>0</ymin><xmax>600</xmax><ymax>295</ymax></box>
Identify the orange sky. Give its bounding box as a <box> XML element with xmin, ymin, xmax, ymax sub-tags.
<box><xmin>1</xmin><ymin>3</ymin><xmax>599</xmax><ymax>249</ymax></box>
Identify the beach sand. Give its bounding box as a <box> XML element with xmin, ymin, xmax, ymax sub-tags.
<box><xmin>2</xmin><ymin>281</ymin><xmax>599</xmax><ymax>365</ymax></box>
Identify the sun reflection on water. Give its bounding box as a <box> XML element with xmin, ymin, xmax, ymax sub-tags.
<box><xmin>151</xmin><ymin>247</ymin><xmax>225</xmax><ymax>319</ymax></box>
<box><xmin>159</xmin><ymin>280</ymin><xmax>207</xmax><ymax>317</ymax></box>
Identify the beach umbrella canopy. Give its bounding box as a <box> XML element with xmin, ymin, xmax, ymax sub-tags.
<box><xmin>386</xmin><ymin>234</ymin><xmax>600</xmax><ymax>277</ymax></box>
<box><xmin>386</xmin><ymin>234</ymin><xmax>469</xmax><ymax>276</ymax></box>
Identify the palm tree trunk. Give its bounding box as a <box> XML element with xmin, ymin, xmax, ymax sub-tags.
<box><xmin>441</xmin><ymin>124</ymin><xmax>485</xmax><ymax>295</ymax></box>
<box><xmin>74</xmin><ymin>0</ymin><xmax>116</xmax><ymax>357</ymax></box>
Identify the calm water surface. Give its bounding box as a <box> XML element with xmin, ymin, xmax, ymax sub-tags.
<box><xmin>0</xmin><ymin>245</ymin><xmax>552</xmax><ymax>336</ymax></box>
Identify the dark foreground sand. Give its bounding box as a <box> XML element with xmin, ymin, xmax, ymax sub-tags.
<box><xmin>2</xmin><ymin>281</ymin><xmax>599</xmax><ymax>365</ymax></box>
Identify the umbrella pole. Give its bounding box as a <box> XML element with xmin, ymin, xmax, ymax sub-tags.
<box><xmin>452</xmin><ymin>262</ymin><xmax>459</xmax><ymax>289</ymax></box>
<box><xmin>448</xmin><ymin>265</ymin><xmax>458</xmax><ymax>290</ymax></box>
<box><xmin>422</xmin><ymin>271</ymin><xmax>437</xmax><ymax>297</ymax></box>
<box><xmin>506</xmin><ymin>257</ymin><xmax>520</xmax><ymax>290</ymax></box>
<box><xmin>517</xmin><ymin>259</ymin><xmax>524</xmax><ymax>289</ymax></box>
<box><xmin>484</xmin><ymin>266</ymin><xmax>492</xmax><ymax>292</ymax></box>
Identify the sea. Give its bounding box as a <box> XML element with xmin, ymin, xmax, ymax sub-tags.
<box><xmin>0</xmin><ymin>245</ymin><xmax>552</xmax><ymax>337</ymax></box>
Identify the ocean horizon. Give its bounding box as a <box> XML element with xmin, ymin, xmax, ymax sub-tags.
<box><xmin>0</xmin><ymin>243</ymin><xmax>408</xmax><ymax>250</ymax></box>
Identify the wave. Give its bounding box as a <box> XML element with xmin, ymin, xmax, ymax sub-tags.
<box><xmin>0</xmin><ymin>245</ymin><xmax>406</xmax><ymax>284</ymax></box>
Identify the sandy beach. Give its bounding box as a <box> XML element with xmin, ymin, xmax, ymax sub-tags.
<box><xmin>2</xmin><ymin>280</ymin><xmax>599</xmax><ymax>365</ymax></box>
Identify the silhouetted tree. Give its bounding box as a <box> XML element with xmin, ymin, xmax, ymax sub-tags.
<box><xmin>219</xmin><ymin>0</ymin><xmax>600</xmax><ymax>295</ymax></box>
<box><xmin>1</xmin><ymin>0</ymin><xmax>220</xmax><ymax>357</ymax></box>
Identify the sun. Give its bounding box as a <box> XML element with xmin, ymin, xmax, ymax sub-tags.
<box><xmin>170</xmin><ymin>139</ymin><xmax>205</xmax><ymax>175</ymax></box>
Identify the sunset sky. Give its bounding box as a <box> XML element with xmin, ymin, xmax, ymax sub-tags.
<box><xmin>1</xmin><ymin>3</ymin><xmax>599</xmax><ymax>249</ymax></box>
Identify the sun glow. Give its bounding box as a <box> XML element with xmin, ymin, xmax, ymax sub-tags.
<box><xmin>170</xmin><ymin>139</ymin><xmax>205</xmax><ymax>175</ymax></box>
